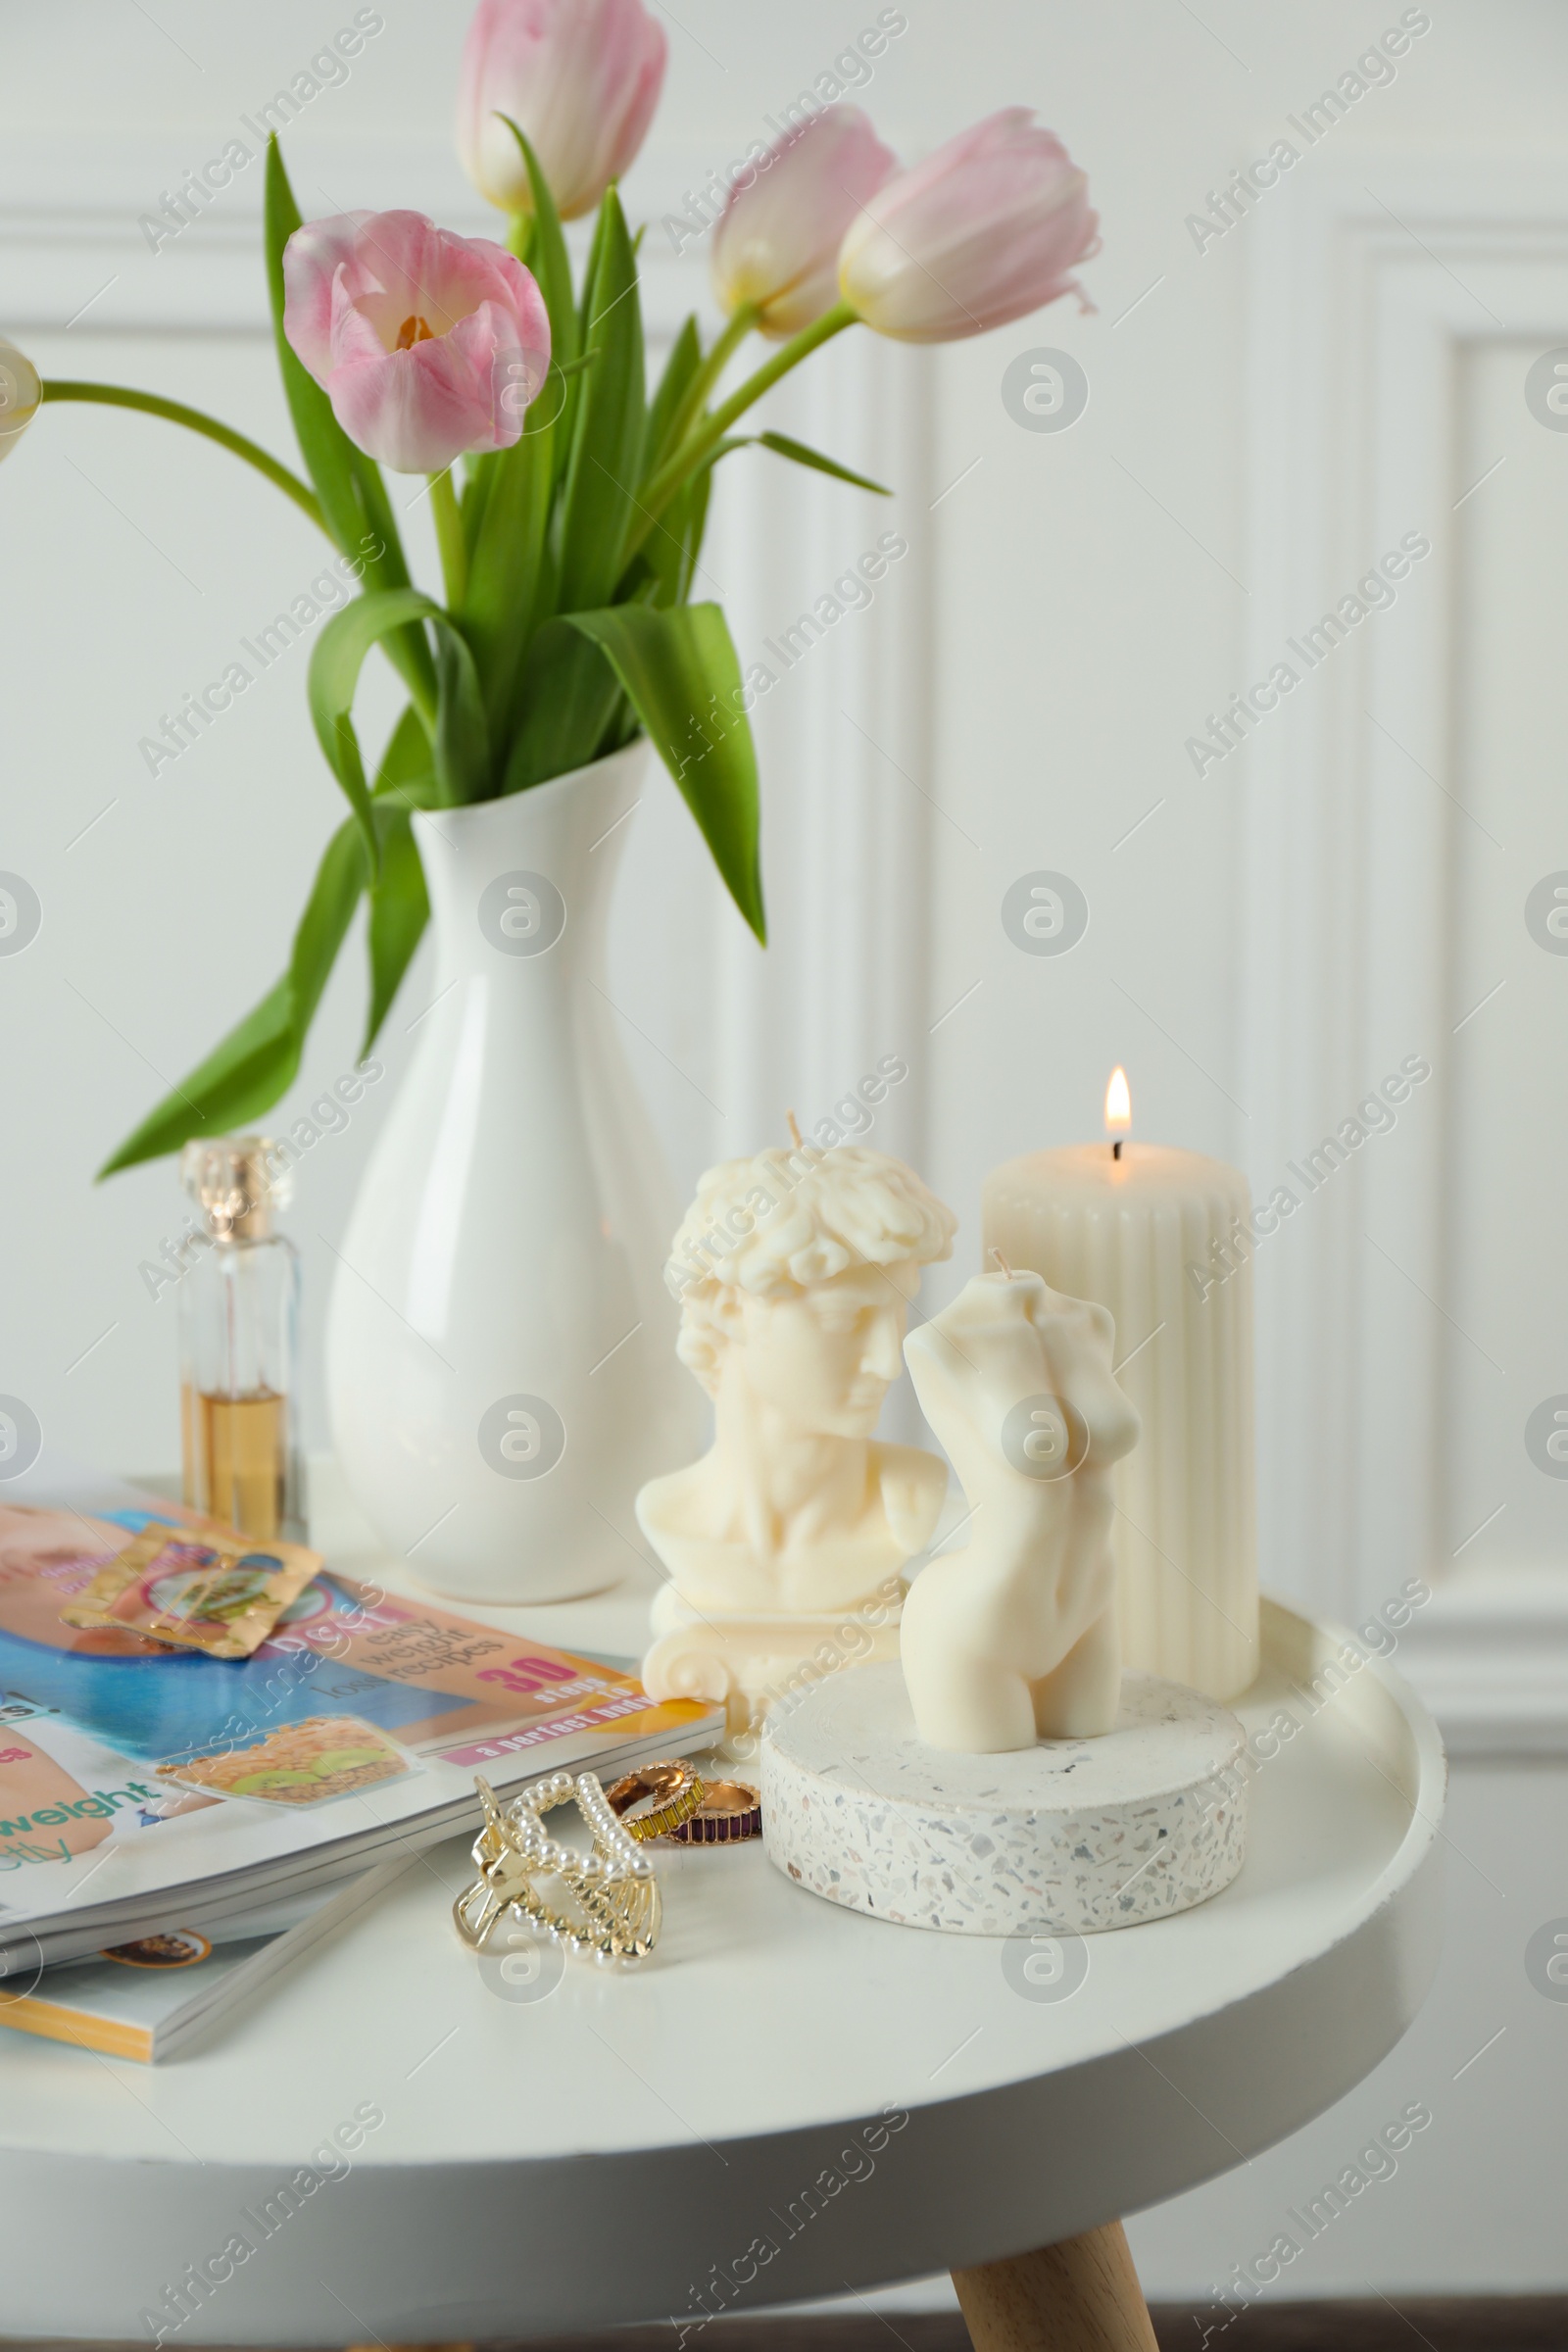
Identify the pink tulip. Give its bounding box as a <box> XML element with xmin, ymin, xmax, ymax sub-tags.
<box><xmin>839</xmin><ymin>109</ymin><xmax>1100</xmax><ymax>343</ymax></box>
<box><xmin>710</xmin><ymin>108</ymin><xmax>898</xmax><ymax>340</ymax></box>
<box><xmin>457</xmin><ymin>0</ymin><xmax>666</xmax><ymax>220</ymax></box>
<box><xmin>282</xmin><ymin>211</ymin><xmax>551</xmax><ymax>474</ymax></box>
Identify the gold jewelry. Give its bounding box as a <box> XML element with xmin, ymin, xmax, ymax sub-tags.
<box><xmin>452</xmin><ymin>1770</ymin><xmax>661</xmax><ymax>1966</ymax></box>
<box><xmin>667</xmin><ymin>1779</ymin><xmax>762</xmax><ymax>1844</ymax></box>
<box><xmin>603</xmin><ymin>1759</ymin><xmax>705</xmax><ymax>1841</ymax></box>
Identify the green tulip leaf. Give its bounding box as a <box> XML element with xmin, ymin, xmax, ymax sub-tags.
<box><xmin>557</xmin><ymin>186</ymin><xmax>646</xmax><ymax>614</ymax></box>
<box><xmin>431</xmin><ymin>615</ymin><xmax>492</xmax><ymax>805</ymax></box>
<box><xmin>96</xmin><ymin>977</ymin><xmax>300</xmax><ymax>1178</ymax></box>
<box><xmin>462</xmin><ymin>450</ymin><xmax>494</xmax><ymax>552</ymax></box>
<box><xmin>629</xmin><ymin>435</ymin><xmax>746</xmax><ymax>606</ymax></box>
<box><xmin>643</xmin><ymin>313</ymin><xmax>702</xmax><ymax>478</ymax></box>
<box><xmin>263</xmin><ymin>139</ymin><xmax>369</xmax><ymax>562</ymax></box>
<box><xmin>564</xmin><ymin>602</ymin><xmax>763</xmax><ymax>942</ymax></box>
<box><xmin>309</xmin><ymin>588</ymin><xmax>447</xmax><ymax>862</ymax></box>
<box><xmin>460</xmin><ymin>126</ymin><xmax>578</xmax><ymax>738</ymax></box>
<box><xmin>465</xmin><ymin>410</ymin><xmax>555</xmax><ymax>735</ymax></box>
<box><xmin>96</xmin><ymin>810</ymin><xmax>376</xmax><ymax>1179</ymax></box>
<box><xmin>680</xmin><ymin>462</ymin><xmax>716</xmax><ymax>604</ymax></box>
<box><xmin>501</xmin><ymin>621</ymin><xmax>627</xmax><ymax>793</ymax></box>
<box><xmin>755</xmin><ymin>430</ymin><xmax>891</xmax><ymax>496</ymax></box>
<box><xmin>365</xmin><ymin>804</ymin><xmax>430</xmax><ymax>1052</ymax></box>
<box><xmin>289</xmin><ymin>814</ymin><xmax>368</xmax><ymax>1038</ymax></box>
<box><xmin>93</xmin><ymin>724</ymin><xmax>447</xmax><ymax>1175</ymax></box>
<box><xmin>370</xmin><ymin>702</ymin><xmax>438</xmax><ymax>807</ymax></box>
<box><xmin>495</xmin><ymin>119</ymin><xmax>578</xmax><ymax>383</ymax></box>
<box><xmin>575</xmin><ymin>189</ymin><xmax>613</xmax><ymax>352</ymax></box>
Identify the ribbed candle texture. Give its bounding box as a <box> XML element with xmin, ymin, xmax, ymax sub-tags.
<box><xmin>982</xmin><ymin>1145</ymin><xmax>1259</xmax><ymax>1702</ymax></box>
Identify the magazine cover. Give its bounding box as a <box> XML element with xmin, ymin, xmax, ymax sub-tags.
<box><xmin>0</xmin><ymin>1485</ymin><xmax>720</xmax><ymax>1968</ymax></box>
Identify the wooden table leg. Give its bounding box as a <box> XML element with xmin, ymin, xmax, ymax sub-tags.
<box><xmin>953</xmin><ymin>2219</ymin><xmax>1159</xmax><ymax>2352</ymax></box>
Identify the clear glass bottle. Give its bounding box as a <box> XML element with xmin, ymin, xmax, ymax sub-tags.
<box><xmin>178</xmin><ymin>1138</ymin><xmax>304</xmax><ymax>1543</ymax></box>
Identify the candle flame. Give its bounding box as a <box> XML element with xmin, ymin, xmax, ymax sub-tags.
<box><xmin>1104</xmin><ymin>1066</ymin><xmax>1131</xmax><ymax>1135</ymax></box>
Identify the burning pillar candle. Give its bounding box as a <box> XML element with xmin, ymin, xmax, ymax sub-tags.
<box><xmin>981</xmin><ymin>1071</ymin><xmax>1259</xmax><ymax>1701</ymax></box>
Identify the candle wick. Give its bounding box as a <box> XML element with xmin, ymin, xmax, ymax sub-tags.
<box><xmin>786</xmin><ymin>1109</ymin><xmax>804</xmax><ymax>1151</ymax></box>
<box><xmin>989</xmin><ymin>1248</ymin><xmax>1015</xmax><ymax>1279</ymax></box>
<box><xmin>1112</xmin><ymin>1139</ymin><xmax>1123</xmax><ymax>1160</ymax></box>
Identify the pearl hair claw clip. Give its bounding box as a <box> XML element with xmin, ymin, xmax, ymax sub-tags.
<box><xmin>453</xmin><ymin>1769</ymin><xmax>662</xmax><ymax>1968</ymax></box>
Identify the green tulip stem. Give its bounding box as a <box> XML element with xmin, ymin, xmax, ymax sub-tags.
<box><xmin>40</xmin><ymin>380</ymin><xmax>327</xmax><ymax>535</ymax></box>
<box><xmin>427</xmin><ymin>466</ymin><xmax>468</xmax><ymax>611</ymax></box>
<box><xmin>660</xmin><ymin>302</ymin><xmax>761</xmax><ymax>460</ymax></box>
<box><xmin>701</xmin><ymin>298</ymin><xmax>860</xmax><ymax>450</ymax></box>
<box><xmin>629</xmin><ymin>299</ymin><xmax>859</xmax><ymax>557</ymax></box>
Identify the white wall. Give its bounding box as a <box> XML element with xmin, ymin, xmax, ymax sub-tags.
<box><xmin>2</xmin><ymin>0</ymin><xmax>1566</xmax><ymax>2305</ymax></box>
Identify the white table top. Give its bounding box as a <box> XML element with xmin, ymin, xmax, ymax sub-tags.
<box><xmin>0</xmin><ymin>1472</ymin><xmax>1446</xmax><ymax>2346</ymax></box>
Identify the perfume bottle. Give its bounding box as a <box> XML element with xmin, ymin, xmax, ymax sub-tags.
<box><xmin>178</xmin><ymin>1138</ymin><xmax>304</xmax><ymax>1543</ymax></box>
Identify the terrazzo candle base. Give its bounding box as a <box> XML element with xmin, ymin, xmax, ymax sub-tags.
<box><xmin>760</xmin><ymin>1662</ymin><xmax>1249</xmax><ymax>1936</ymax></box>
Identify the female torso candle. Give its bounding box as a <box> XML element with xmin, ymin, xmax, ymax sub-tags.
<box><xmin>982</xmin><ymin>1075</ymin><xmax>1259</xmax><ymax>1701</ymax></box>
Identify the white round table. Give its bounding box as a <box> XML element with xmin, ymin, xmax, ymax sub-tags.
<box><xmin>0</xmin><ymin>1481</ymin><xmax>1445</xmax><ymax>2349</ymax></box>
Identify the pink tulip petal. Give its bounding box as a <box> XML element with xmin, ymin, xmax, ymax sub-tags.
<box><xmin>328</xmin><ymin>299</ymin><xmax>541</xmax><ymax>470</ymax></box>
<box><xmin>840</xmin><ymin>108</ymin><xmax>1100</xmax><ymax>344</ymax></box>
<box><xmin>281</xmin><ymin>211</ymin><xmax>377</xmax><ymax>378</ymax></box>
<box><xmin>711</xmin><ymin>106</ymin><xmax>898</xmax><ymax>338</ymax></box>
<box><xmin>327</xmin><ymin>349</ymin><xmax>469</xmax><ymax>477</ymax></box>
<box><xmin>457</xmin><ymin>0</ymin><xmax>667</xmax><ymax>219</ymax></box>
<box><xmin>283</xmin><ymin>207</ymin><xmax>551</xmax><ymax>472</ymax></box>
<box><xmin>608</xmin><ymin>18</ymin><xmax>667</xmax><ymax>194</ymax></box>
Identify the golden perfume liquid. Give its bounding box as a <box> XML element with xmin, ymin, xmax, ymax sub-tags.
<box><xmin>177</xmin><ymin>1139</ymin><xmax>304</xmax><ymax>1544</ymax></box>
<box><xmin>181</xmin><ymin>1385</ymin><xmax>288</xmax><ymax>1540</ymax></box>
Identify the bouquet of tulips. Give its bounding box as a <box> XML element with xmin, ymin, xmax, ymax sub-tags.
<box><xmin>0</xmin><ymin>0</ymin><xmax>1098</xmax><ymax>1173</ymax></box>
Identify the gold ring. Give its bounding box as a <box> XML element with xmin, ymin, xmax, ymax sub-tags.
<box><xmin>666</xmin><ymin>1779</ymin><xmax>762</xmax><ymax>1845</ymax></box>
<box><xmin>604</xmin><ymin>1760</ymin><xmax>704</xmax><ymax>1841</ymax></box>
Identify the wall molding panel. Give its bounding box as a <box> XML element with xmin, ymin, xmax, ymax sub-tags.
<box><xmin>1243</xmin><ymin>157</ymin><xmax>1568</xmax><ymax>1750</ymax></box>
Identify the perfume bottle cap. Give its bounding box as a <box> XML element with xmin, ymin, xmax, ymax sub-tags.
<box><xmin>180</xmin><ymin>1136</ymin><xmax>290</xmax><ymax>1241</ymax></box>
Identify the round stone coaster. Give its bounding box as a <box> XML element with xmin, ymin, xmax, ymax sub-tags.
<box><xmin>760</xmin><ymin>1661</ymin><xmax>1249</xmax><ymax>1936</ymax></box>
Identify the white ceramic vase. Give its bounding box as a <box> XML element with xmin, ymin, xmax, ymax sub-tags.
<box><xmin>324</xmin><ymin>741</ymin><xmax>700</xmax><ymax>1601</ymax></box>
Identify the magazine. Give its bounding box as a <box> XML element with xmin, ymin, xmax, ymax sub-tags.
<box><xmin>0</xmin><ymin>1478</ymin><xmax>722</xmax><ymax>1972</ymax></box>
<box><xmin>0</xmin><ymin>1862</ymin><xmax>408</xmax><ymax>2064</ymax></box>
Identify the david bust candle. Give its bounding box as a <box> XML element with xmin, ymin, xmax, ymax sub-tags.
<box><xmin>982</xmin><ymin>1080</ymin><xmax>1259</xmax><ymax>1701</ymax></box>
